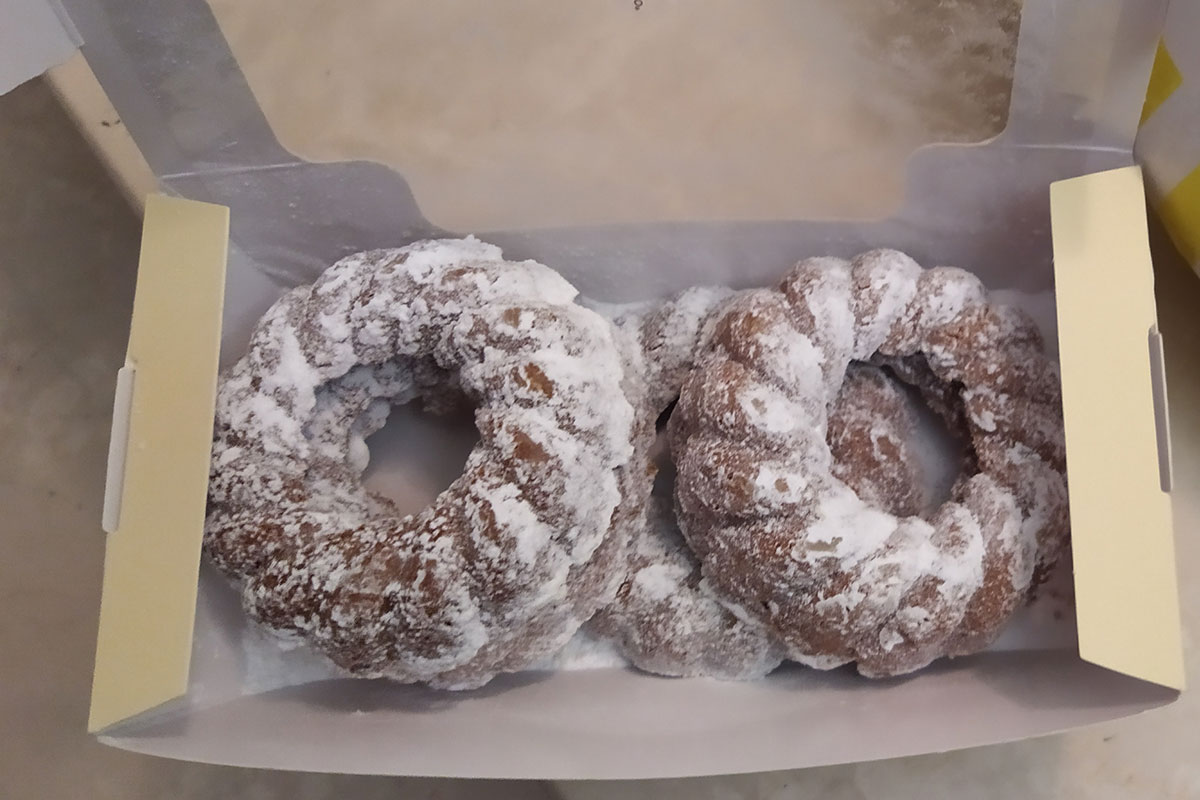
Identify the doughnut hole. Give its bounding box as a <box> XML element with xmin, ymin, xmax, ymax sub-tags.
<box><xmin>663</xmin><ymin>361</ymin><xmax>972</xmax><ymax>521</ymax></box>
<box><xmin>831</xmin><ymin>361</ymin><xmax>974</xmax><ymax>519</ymax></box>
<box><xmin>893</xmin><ymin>376</ymin><xmax>972</xmax><ymax>515</ymax></box>
<box><xmin>360</xmin><ymin>398</ymin><xmax>481</xmax><ymax>517</ymax></box>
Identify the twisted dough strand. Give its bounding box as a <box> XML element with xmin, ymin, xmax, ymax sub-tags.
<box><xmin>670</xmin><ymin>250</ymin><xmax>1066</xmax><ymax>676</ymax></box>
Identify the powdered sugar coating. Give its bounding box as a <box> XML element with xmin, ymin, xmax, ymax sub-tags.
<box><xmin>205</xmin><ymin>238</ymin><xmax>635</xmax><ymax>689</ymax></box>
<box><xmin>593</xmin><ymin>291</ymin><xmax>966</xmax><ymax>680</ymax></box>
<box><xmin>593</xmin><ymin>496</ymin><xmax>786</xmax><ymax>680</ymax></box>
<box><xmin>590</xmin><ymin>288</ymin><xmax>787</xmax><ymax>679</ymax></box>
<box><xmin>607</xmin><ymin>285</ymin><xmax>738</xmax><ymax>410</ymax></box>
<box><xmin>671</xmin><ymin>250</ymin><xmax>1066</xmax><ymax>676</ymax></box>
<box><xmin>829</xmin><ymin>364</ymin><xmax>933</xmax><ymax>519</ymax></box>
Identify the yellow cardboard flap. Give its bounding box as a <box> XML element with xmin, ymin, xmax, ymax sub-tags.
<box><xmin>89</xmin><ymin>195</ymin><xmax>229</xmax><ymax>732</ymax></box>
<box><xmin>1051</xmin><ymin>166</ymin><xmax>1185</xmax><ymax>690</ymax></box>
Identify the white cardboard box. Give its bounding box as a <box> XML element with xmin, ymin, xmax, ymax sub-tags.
<box><xmin>3</xmin><ymin>0</ymin><xmax>1187</xmax><ymax>778</ymax></box>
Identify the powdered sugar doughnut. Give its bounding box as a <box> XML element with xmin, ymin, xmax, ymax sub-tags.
<box><xmin>593</xmin><ymin>495</ymin><xmax>786</xmax><ymax>679</ymax></box>
<box><xmin>205</xmin><ymin>237</ymin><xmax>635</xmax><ymax>689</ymax></box>
<box><xmin>671</xmin><ymin>250</ymin><xmax>1067</xmax><ymax>676</ymax></box>
<box><xmin>590</xmin><ymin>288</ymin><xmax>787</xmax><ymax>679</ymax></box>
<box><xmin>593</xmin><ymin>352</ymin><xmax>943</xmax><ymax>679</ymax></box>
<box><xmin>604</xmin><ymin>286</ymin><xmax>738</xmax><ymax>411</ymax></box>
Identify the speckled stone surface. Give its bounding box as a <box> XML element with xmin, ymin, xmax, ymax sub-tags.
<box><xmin>0</xmin><ymin>76</ymin><xmax>1196</xmax><ymax>799</ymax></box>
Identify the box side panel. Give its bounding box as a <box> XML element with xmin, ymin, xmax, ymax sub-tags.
<box><xmin>88</xmin><ymin>196</ymin><xmax>229</xmax><ymax>732</ymax></box>
<box><xmin>98</xmin><ymin>652</ymin><xmax>1176</xmax><ymax>779</ymax></box>
<box><xmin>1050</xmin><ymin>165</ymin><xmax>1184</xmax><ymax>690</ymax></box>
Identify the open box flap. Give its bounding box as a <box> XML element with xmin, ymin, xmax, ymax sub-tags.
<box><xmin>1050</xmin><ymin>165</ymin><xmax>1185</xmax><ymax>690</ymax></box>
<box><xmin>0</xmin><ymin>0</ymin><xmax>79</xmax><ymax>94</ymax></box>
<box><xmin>58</xmin><ymin>0</ymin><xmax>1166</xmax><ymax>259</ymax></box>
<box><xmin>88</xmin><ymin>195</ymin><xmax>228</xmax><ymax>732</ymax></box>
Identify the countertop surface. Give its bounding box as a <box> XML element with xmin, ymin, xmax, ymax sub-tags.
<box><xmin>1</xmin><ymin>75</ymin><xmax>1198</xmax><ymax>798</ymax></box>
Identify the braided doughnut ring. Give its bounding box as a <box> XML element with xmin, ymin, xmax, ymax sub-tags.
<box><xmin>594</xmin><ymin>289</ymin><xmax>963</xmax><ymax>679</ymax></box>
<box><xmin>598</xmin><ymin>360</ymin><xmax>944</xmax><ymax>679</ymax></box>
<box><xmin>670</xmin><ymin>250</ymin><xmax>1067</xmax><ymax>676</ymax></box>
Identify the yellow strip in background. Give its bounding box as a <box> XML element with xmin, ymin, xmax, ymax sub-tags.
<box><xmin>88</xmin><ymin>196</ymin><xmax>229</xmax><ymax>732</ymax></box>
<box><xmin>1159</xmin><ymin>164</ymin><xmax>1200</xmax><ymax>266</ymax></box>
<box><xmin>1140</xmin><ymin>40</ymin><xmax>1183</xmax><ymax>127</ymax></box>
